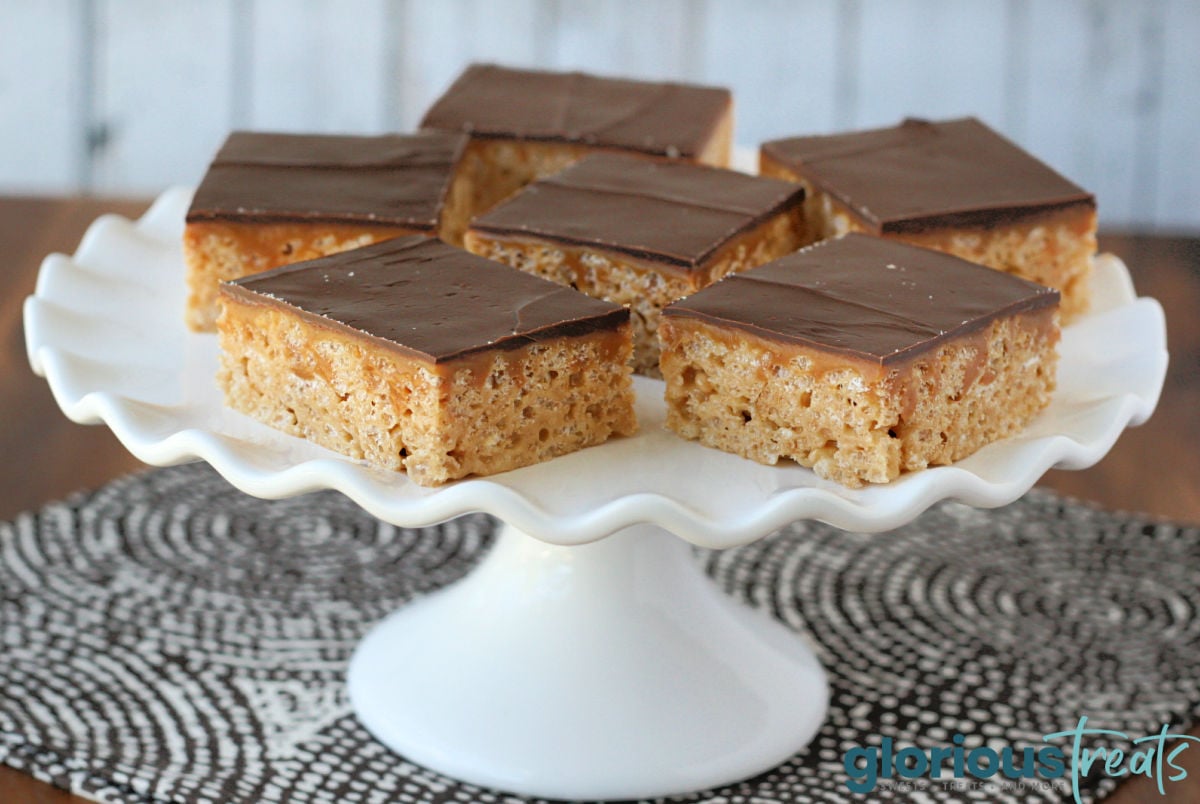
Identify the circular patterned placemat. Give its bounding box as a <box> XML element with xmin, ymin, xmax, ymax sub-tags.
<box><xmin>3</xmin><ymin>463</ymin><xmax>1200</xmax><ymax>803</ymax></box>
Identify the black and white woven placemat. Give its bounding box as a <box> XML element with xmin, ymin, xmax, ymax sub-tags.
<box><xmin>3</xmin><ymin>463</ymin><xmax>1200</xmax><ymax>803</ymax></box>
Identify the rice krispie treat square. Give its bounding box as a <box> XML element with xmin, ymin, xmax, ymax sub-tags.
<box><xmin>216</xmin><ymin>235</ymin><xmax>637</xmax><ymax>486</ymax></box>
<box><xmin>760</xmin><ymin>117</ymin><xmax>1096</xmax><ymax>321</ymax></box>
<box><xmin>419</xmin><ymin>63</ymin><xmax>734</xmax><ymax>215</ymax></box>
<box><xmin>463</xmin><ymin>153</ymin><xmax>805</xmax><ymax>374</ymax></box>
<box><xmin>658</xmin><ymin>234</ymin><xmax>1060</xmax><ymax>488</ymax></box>
<box><xmin>185</xmin><ymin>130</ymin><xmax>476</xmax><ymax>331</ymax></box>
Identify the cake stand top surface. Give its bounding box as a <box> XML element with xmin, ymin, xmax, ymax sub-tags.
<box><xmin>24</xmin><ymin>187</ymin><xmax>1167</xmax><ymax>547</ymax></box>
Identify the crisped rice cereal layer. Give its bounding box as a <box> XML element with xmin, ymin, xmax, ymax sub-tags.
<box><xmin>217</xmin><ymin>293</ymin><xmax>636</xmax><ymax>487</ymax></box>
<box><xmin>658</xmin><ymin>309</ymin><xmax>1058</xmax><ymax>488</ymax></box>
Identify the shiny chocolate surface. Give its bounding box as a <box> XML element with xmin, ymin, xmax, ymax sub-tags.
<box><xmin>419</xmin><ymin>63</ymin><xmax>730</xmax><ymax>157</ymax></box>
<box><xmin>761</xmin><ymin>118</ymin><xmax>1094</xmax><ymax>233</ymax></box>
<box><xmin>663</xmin><ymin>233</ymin><xmax>1059</xmax><ymax>364</ymax></box>
<box><xmin>187</xmin><ymin>130</ymin><xmax>467</xmax><ymax>228</ymax></box>
<box><xmin>469</xmin><ymin>153</ymin><xmax>804</xmax><ymax>268</ymax></box>
<box><xmin>222</xmin><ymin>235</ymin><xmax>628</xmax><ymax>363</ymax></box>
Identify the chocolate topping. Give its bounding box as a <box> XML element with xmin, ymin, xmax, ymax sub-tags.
<box><xmin>469</xmin><ymin>154</ymin><xmax>805</xmax><ymax>268</ymax></box>
<box><xmin>187</xmin><ymin>130</ymin><xmax>468</xmax><ymax>228</ymax></box>
<box><xmin>419</xmin><ymin>64</ymin><xmax>731</xmax><ymax>158</ymax></box>
<box><xmin>761</xmin><ymin>118</ymin><xmax>1094</xmax><ymax>233</ymax></box>
<box><xmin>663</xmin><ymin>233</ymin><xmax>1059</xmax><ymax>365</ymax></box>
<box><xmin>222</xmin><ymin>235</ymin><xmax>629</xmax><ymax>364</ymax></box>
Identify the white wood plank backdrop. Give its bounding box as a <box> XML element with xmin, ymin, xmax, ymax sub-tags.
<box><xmin>2</xmin><ymin>0</ymin><xmax>1196</xmax><ymax>232</ymax></box>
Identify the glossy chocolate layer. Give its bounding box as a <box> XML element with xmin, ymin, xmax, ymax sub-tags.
<box><xmin>761</xmin><ymin>118</ymin><xmax>1094</xmax><ymax>233</ymax></box>
<box><xmin>222</xmin><ymin>235</ymin><xmax>629</xmax><ymax>364</ymax></box>
<box><xmin>469</xmin><ymin>154</ymin><xmax>804</xmax><ymax>268</ymax></box>
<box><xmin>419</xmin><ymin>64</ymin><xmax>731</xmax><ymax>158</ymax></box>
<box><xmin>663</xmin><ymin>233</ymin><xmax>1059</xmax><ymax>364</ymax></box>
<box><xmin>187</xmin><ymin>130</ymin><xmax>468</xmax><ymax>228</ymax></box>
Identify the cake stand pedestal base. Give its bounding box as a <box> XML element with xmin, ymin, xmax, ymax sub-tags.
<box><xmin>347</xmin><ymin>522</ymin><xmax>829</xmax><ymax>801</ymax></box>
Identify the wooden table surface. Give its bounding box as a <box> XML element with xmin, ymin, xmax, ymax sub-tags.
<box><xmin>1</xmin><ymin>196</ymin><xmax>1197</xmax><ymax>802</ymax></box>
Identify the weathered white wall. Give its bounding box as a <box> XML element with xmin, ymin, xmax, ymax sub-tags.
<box><xmin>2</xmin><ymin>0</ymin><xmax>1196</xmax><ymax>232</ymax></box>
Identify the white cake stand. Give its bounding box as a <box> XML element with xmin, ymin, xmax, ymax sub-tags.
<box><xmin>24</xmin><ymin>188</ymin><xmax>1167</xmax><ymax>801</ymax></box>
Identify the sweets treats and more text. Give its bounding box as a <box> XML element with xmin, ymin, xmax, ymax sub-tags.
<box><xmin>183</xmin><ymin>63</ymin><xmax>1094</xmax><ymax>487</ymax></box>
